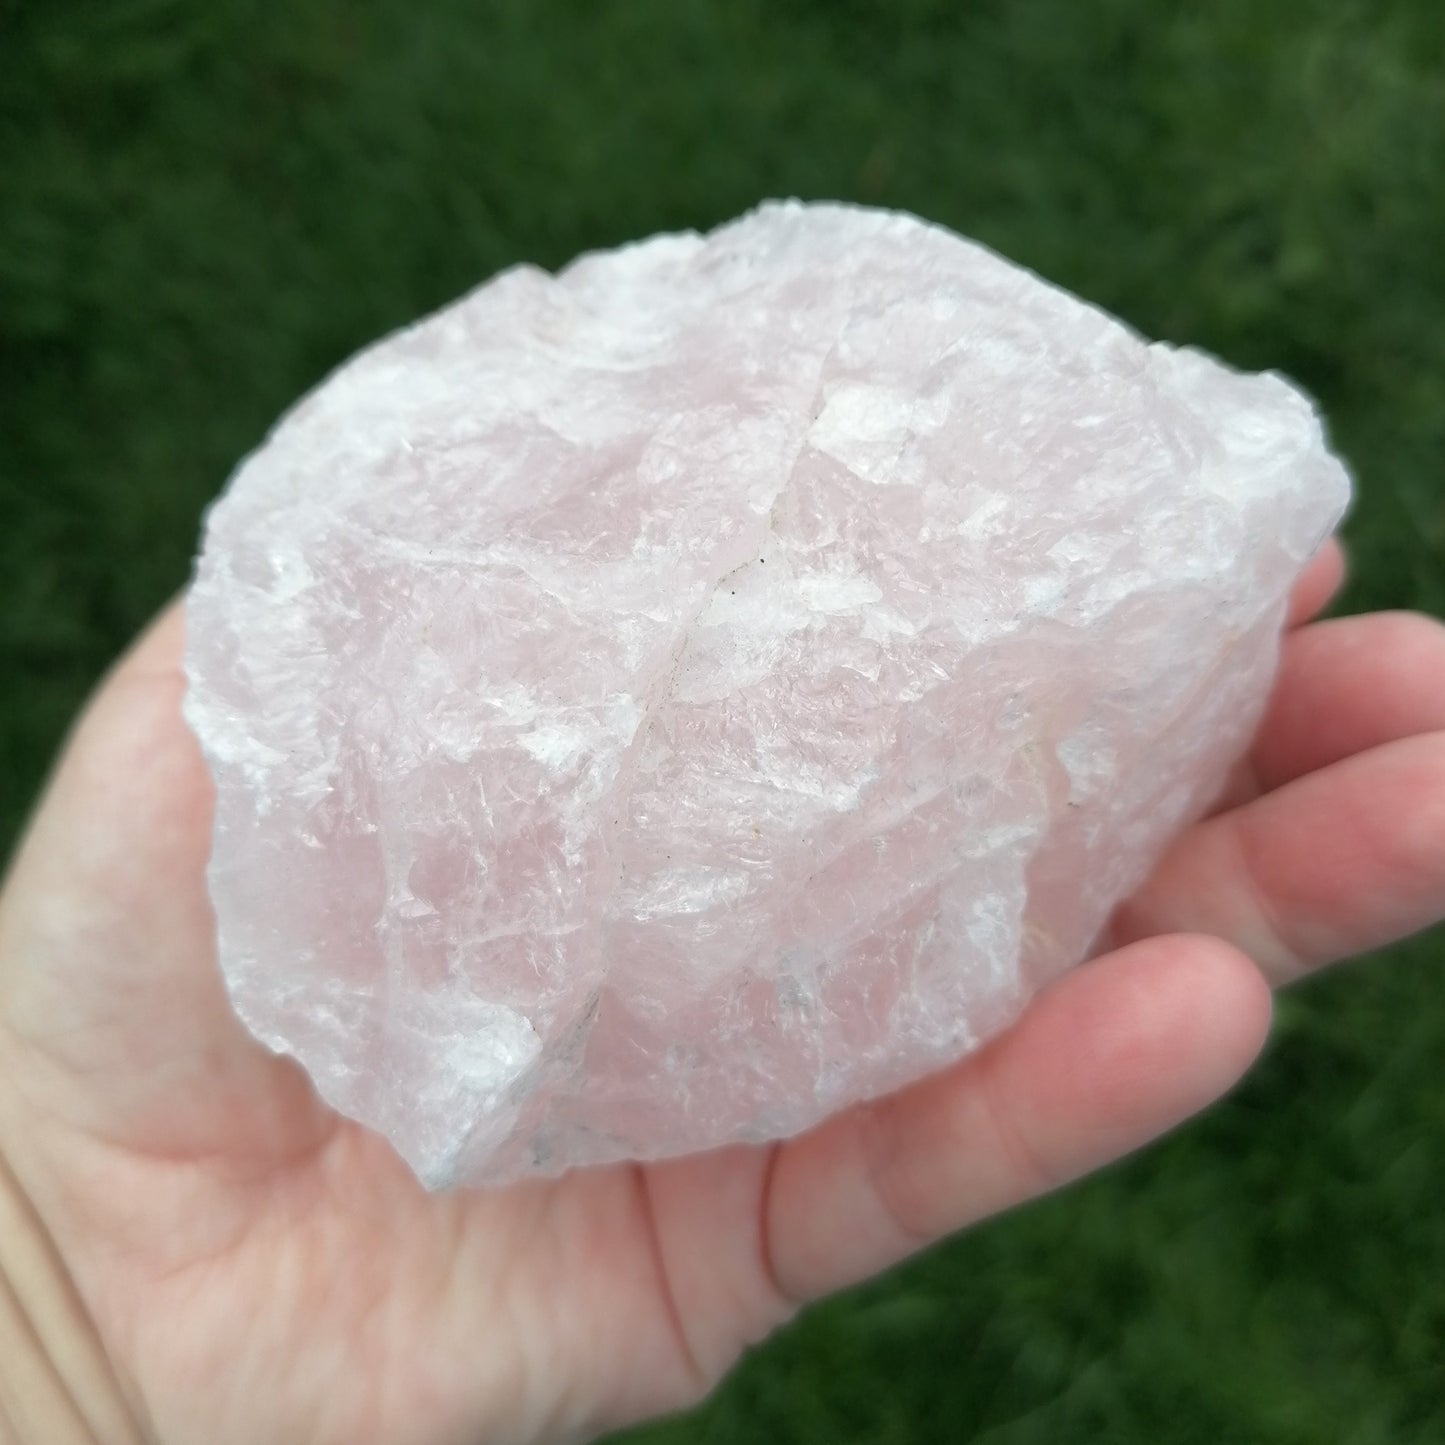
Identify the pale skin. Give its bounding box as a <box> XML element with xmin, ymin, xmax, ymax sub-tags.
<box><xmin>1</xmin><ymin>538</ymin><xmax>1444</xmax><ymax>1445</ymax></box>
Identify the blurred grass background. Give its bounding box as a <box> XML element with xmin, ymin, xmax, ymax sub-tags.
<box><xmin>2</xmin><ymin>1</ymin><xmax>1442</xmax><ymax>1440</ymax></box>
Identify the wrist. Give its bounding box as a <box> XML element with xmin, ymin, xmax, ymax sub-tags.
<box><xmin>0</xmin><ymin>1096</ymin><xmax>149</xmax><ymax>1444</ymax></box>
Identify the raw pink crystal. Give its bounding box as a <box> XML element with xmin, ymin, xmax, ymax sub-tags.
<box><xmin>184</xmin><ymin>201</ymin><xmax>1350</xmax><ymax>1186</ymax></box>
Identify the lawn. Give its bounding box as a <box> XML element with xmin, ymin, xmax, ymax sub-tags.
<box><xmin>2</xmin><ymin>1</ymin><xmax>1442</xmax><ymax>1441</ymax></box>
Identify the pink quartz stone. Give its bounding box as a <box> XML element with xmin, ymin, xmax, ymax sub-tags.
<box><xmin>183</xmin><ymin>201</ymin><xmax>1351</xmax><ymax>1186</ymax></box>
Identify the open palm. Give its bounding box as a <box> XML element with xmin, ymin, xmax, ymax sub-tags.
<box><xmin>2</xmin><ymin>539</ymin><xmax>1442</xmax><ymax>1445</ymax></box>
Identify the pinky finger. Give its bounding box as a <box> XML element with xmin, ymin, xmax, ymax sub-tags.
<box><xmin>763</xmin><ymin>935</ymin><xmax>1272</xmax><ymax>1302</ymax></box>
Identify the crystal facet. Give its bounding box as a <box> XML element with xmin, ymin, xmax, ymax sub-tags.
<box><xmin>183</xmin><ymin>201</ymin><xmax>1351</xmax><ymax>1186</ymax></box>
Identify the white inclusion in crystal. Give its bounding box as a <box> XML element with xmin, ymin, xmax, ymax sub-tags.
<box><xmin>795</xmin><ymin>570</ymin><xmax>885</xmax><ymax>614</ymax></box>
<box><xmin>185</xmin><ymin>200</ymin><xmax>1351</xmax><ymax>1187</ymax></box>
<box><xmin>625</xmin><ymin>866</ymin><xmax>753</xmax><ymax>922</ymax></box>
<box><xmin>519</xmin><ymin>721</ymin><xmax>593</xmax><ymax>774</ymax></box>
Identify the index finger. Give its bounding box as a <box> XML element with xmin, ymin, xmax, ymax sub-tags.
<box><xmin>1286</xmin><ymin>536</ymin><xmax>1347</xmax><ymax>629</ymax></box>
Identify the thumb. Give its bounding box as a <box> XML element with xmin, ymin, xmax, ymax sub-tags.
<box><xmin>0</xmin><ymin>603</ymin><xmax>328</xmax><ymax>1163</ymax></box>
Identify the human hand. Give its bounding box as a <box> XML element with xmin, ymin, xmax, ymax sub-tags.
<box><xmin>1</xmin><ymin>538</ymin><xmax>1441</xmax><ymax>1445</ymax></box>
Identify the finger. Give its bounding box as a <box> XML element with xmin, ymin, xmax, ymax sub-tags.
<box><xmin>112</xmin><ymin>596</ymin><xmax>187</xmax><ymax>679</ymax></box>
<box><xmin>1250</xmin><ymin>611</ymin><xmax>1445</xmax><ymax>792</ymax></box>
<box><xmin>1286</xmin><ymin>536</ymin><xmax>1347</xmax><ymax>629</ymax></box>
<box><xmin>1113</xmin><ymin>731</ymin><xmax>1445</xmax><ymax>986</ymax></box>
<box><xmin>764</xmin><ymin>935</ymin><xmax>1270</xmax><ymax>1301</ymax></box>
<box><xmin>0</xmin><ymin>600</ymin><xmax>327</xmax><ymax>1162</ymax></box>
<box><xmin>1208</xmin><ymin>540</ymin><xmax>1353</xmax><ymax>813</ymax></box>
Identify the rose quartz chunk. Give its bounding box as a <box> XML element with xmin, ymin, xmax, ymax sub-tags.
<box><xmin>184</xmin><ymin>202</ymin><xmax>1350</xmax><ymax>1186</ymax></box>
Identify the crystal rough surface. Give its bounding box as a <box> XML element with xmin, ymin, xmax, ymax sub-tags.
<box><xmin>184</xmin><ymin>201</ymin><xmax>1350</xmax><ymax>1186</ymax></box>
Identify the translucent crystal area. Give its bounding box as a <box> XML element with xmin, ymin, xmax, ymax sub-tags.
<box><xmin>183</xmin><ymin>201</ymin><xmax>1351</xmax><ymax>1186</ymax></box>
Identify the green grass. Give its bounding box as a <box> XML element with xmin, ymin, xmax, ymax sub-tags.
<box><xmin>2</xmin><ymin>2</ymin><xmax>1443</xmax><ymax>1440</ymax></box>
